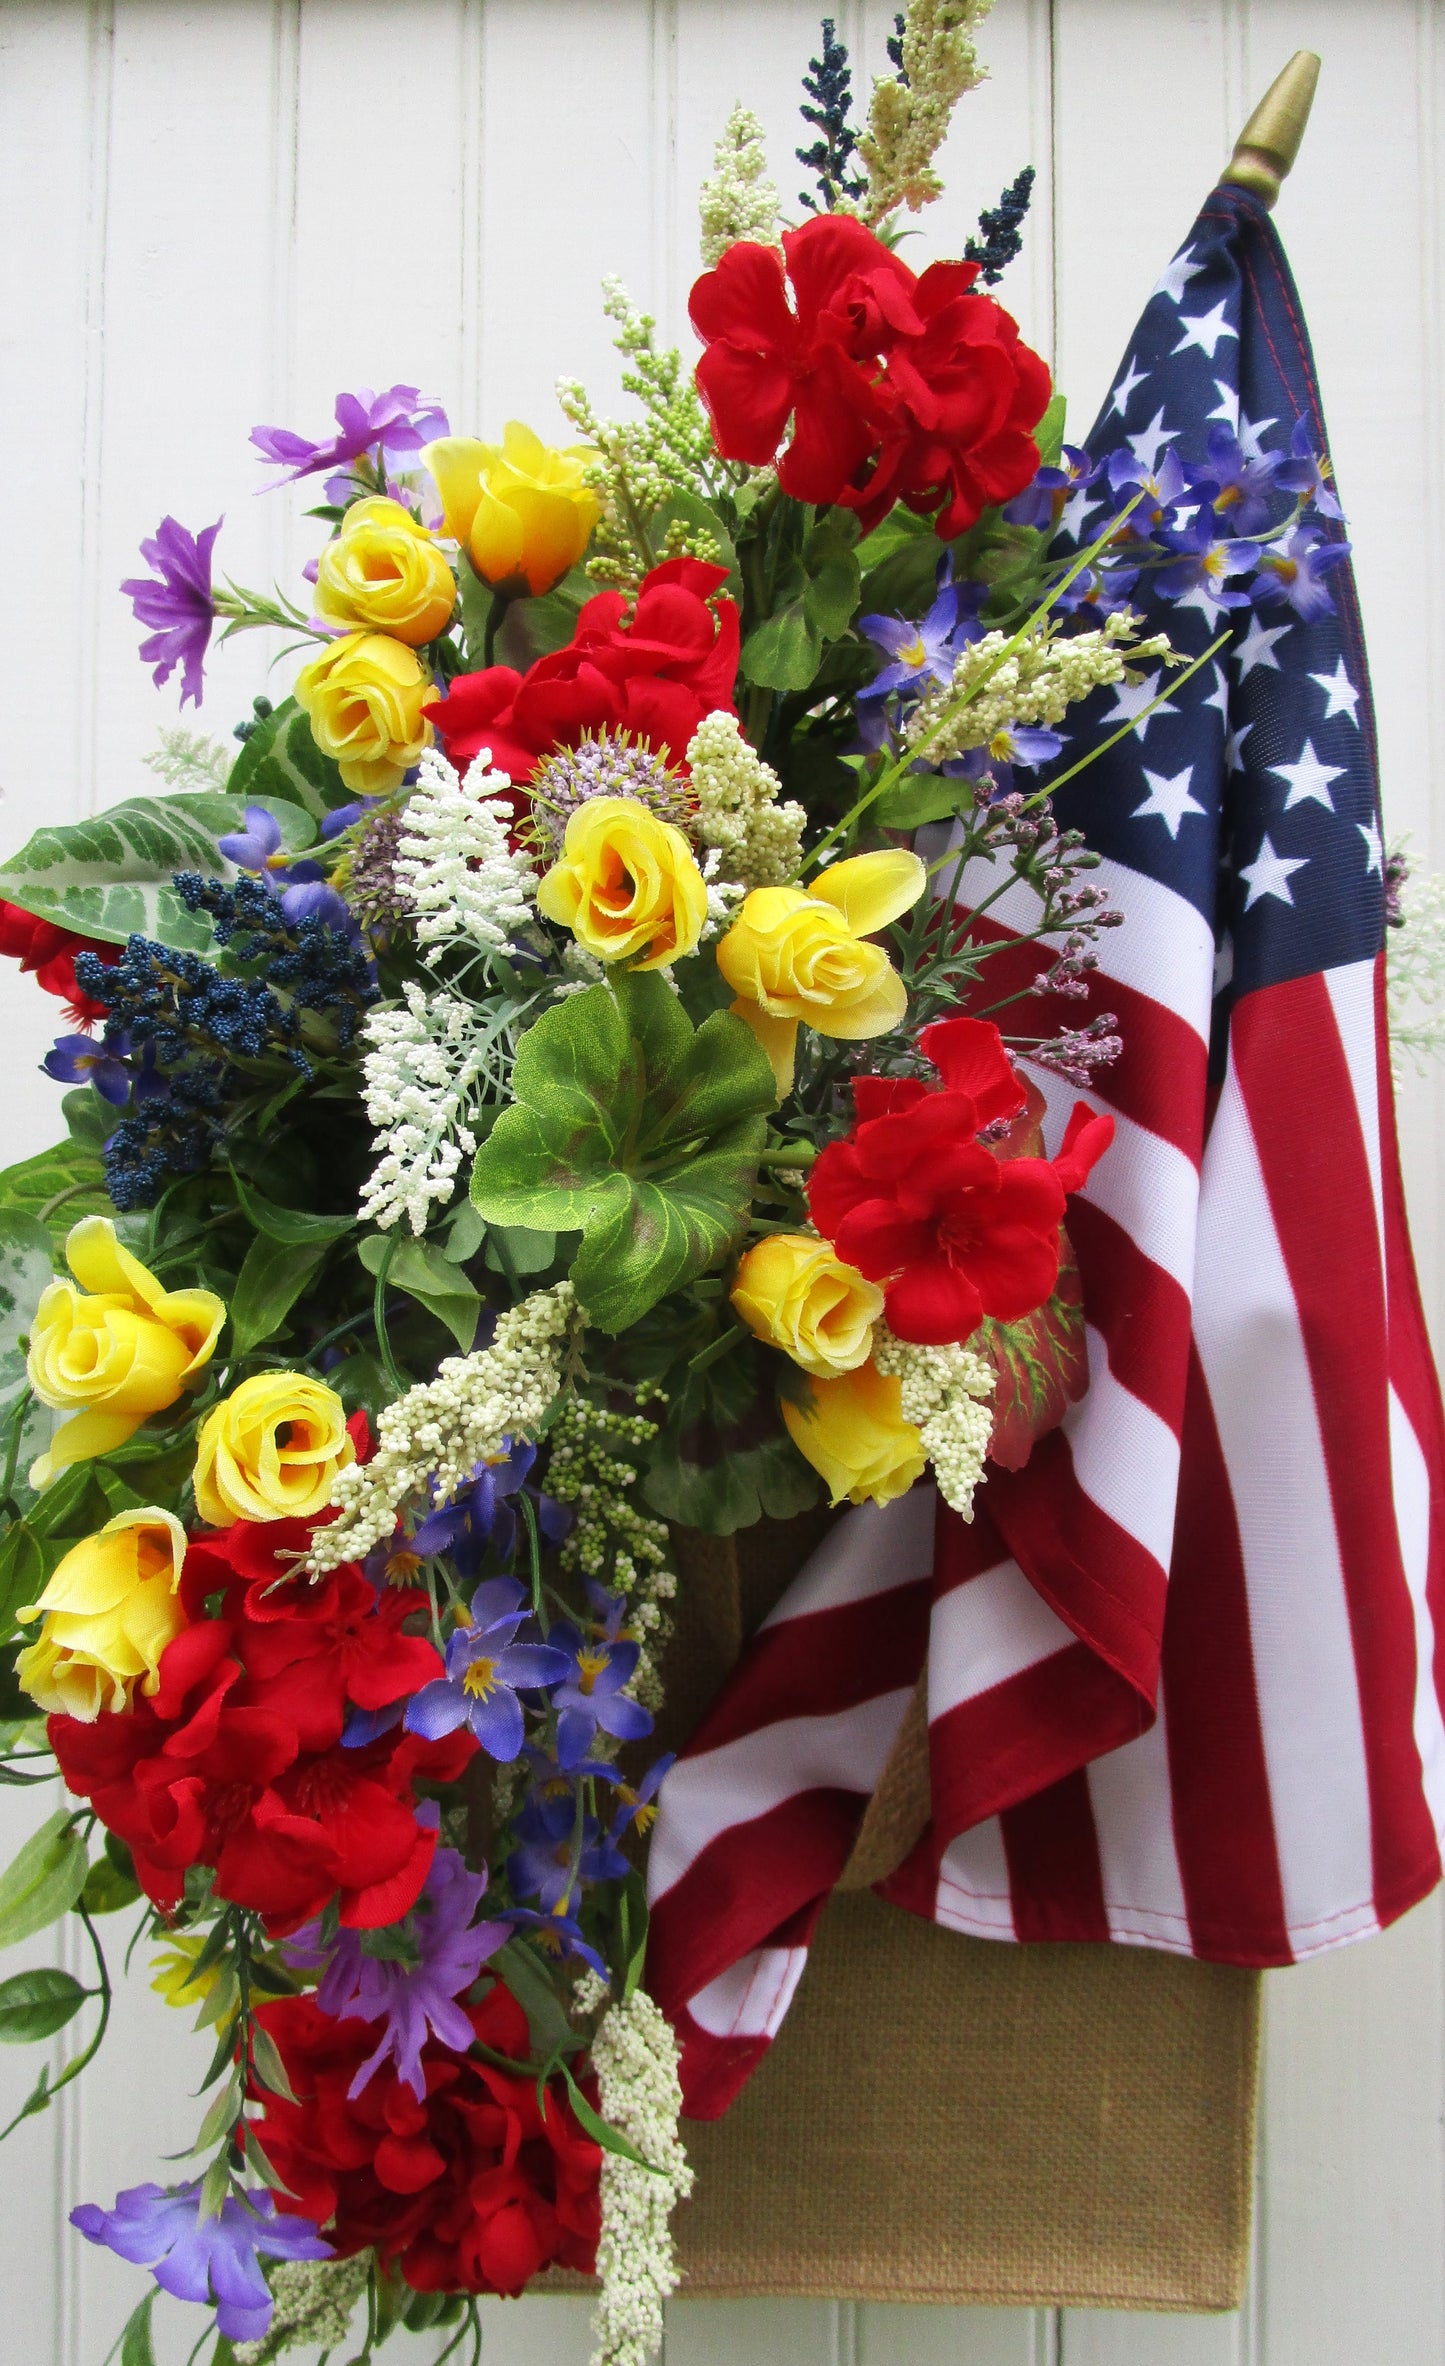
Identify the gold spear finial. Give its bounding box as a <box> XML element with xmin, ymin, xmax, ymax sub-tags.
<box><xmin>1221</xmin><ymin>50</ymin><xmax>1321</xmax><ymax>207</ymax></box>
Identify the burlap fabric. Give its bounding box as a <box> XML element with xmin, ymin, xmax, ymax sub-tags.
<box><xmin>651</xmin><ymin>1511</ymin><xmax>1260</xmax><ymax>2309</ymax></box>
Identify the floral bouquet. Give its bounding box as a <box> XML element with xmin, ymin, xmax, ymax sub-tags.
<box><xmin>0</xmin><ymin>9</ymin><xmax>1351</xmax><ymax>2363</ymax></box>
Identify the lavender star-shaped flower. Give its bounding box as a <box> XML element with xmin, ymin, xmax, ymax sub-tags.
<box><xmin>1251</xmin><ymin>524</ymin><xmax>1352</xmax><ymax>621</ymax></box>
<box><xmin>251</xmin><ymin>386</ymin><xmax>450</xmax><ymax>486</ymax></box>
<box><xmin>1003</xmin><ymin>443</ymin><xmax>1102</xmax><ymax>532</ymax></box>
<box><xmin>411</xmin><ymin>1439</ymin><xmax>571</xmax><ymax>1580</ymax></box>
<box><xmin>1156</xmin><ymin>515</ymin><xmax>1260</xmax><ymax>607</ymax></box>
<box><xmin>857</xmin><ymin>565</ymin><xmax>982</xmax><ymax>705</ymax></box>
<box><xmin>71</xmin><ymin>2182</ymin><xmax>330</xmax><ymax>2345</ymax></box>
<box><xmin>403</xmin><ymin>1576</ymin><xmax>569</xmax><ymax>1762</ymax></box>
<box><xmin>547</xmin><ymin>1619</ymin><xmax>654</xmax><ymax>1770</ymax></box>
<box><xmin>1274</xmin><ymin>415</ymin><xmax>1345</xmax><ymax>520</ymax></box>
<box><xmin>217</xmin><ymin>803</ymin><xmax>359</xmax><ymax>936</ymax></box>
<box><xmin>1185</xmin><ymin>423</ymin><xmax>1281</xmax><ymax>536</ymax></box>
<box><xmin>287</xmin><ymin>1823</ymin><xmax>510</xmax><ymax>2100</ymax></box>
<box><xmin>121</xmin><ymin>517</ymin><xmax>221</xmax><ymax>708</ymax></box>
<box><xmin>43</xmin><ymin>1026</ymin><xmax>133</xmax><ymax>1106</ymax></box>
<box><xmin>509</xmin><ymin>1778</ymin><xmax>629</xmax><ymax>1911</ymax></box>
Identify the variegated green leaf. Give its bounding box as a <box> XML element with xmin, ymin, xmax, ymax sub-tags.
<box><xmin>0</xmin><ymin>792</ymin><xmax>316</xmax><ymax>952</ymax></box>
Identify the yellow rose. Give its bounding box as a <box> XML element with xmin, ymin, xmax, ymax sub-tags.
<box><xmin>314</xmin><ymin>496</ymin><xmax>457</xmax><ymax>646</ymax></box>
<box><xmin>536</xmin><ymin>795</ymin><xmax>708</xmax><ymax>970</ymax></box>
<box><xmin>731</xmin><ymin>1234</ymin><xmax>883</xmax><ymax>1378</ymax></box>
<box><xmin>781</xmin><ymin>1361</ymin><xmax>926</xmax><ymax>1509</ymax></box>
<box><xmin>14</xmin><ymin>1507</ymin><xmax>188</xmax><ymax>1720</ymax></box>
<box><xmin>294</xmin><ymin>630</ymin><xmax>431</xmax><ymax>796</ymax></box>
<box><xmin>426</xmin><ymin>424</ymin><xmax>601</xmax><ymax>597</ymax></box>
<box><xmin>716</xmin><ymin>849</ymin><xmax>927</xmax><ymax>1093</ymax></box>
<box><xmin>193</xmin><ymin>1371</ymin><xmax>354</xmax><ymax>1526</ymax></box>
<box><xmin>26</xmin><ymin>1218</ymin><xmax>225</xmax><ymax>1490</ymax></box>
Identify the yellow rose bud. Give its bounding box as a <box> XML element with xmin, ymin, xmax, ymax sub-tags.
<box><xmin>426</xmin><ymin>424</ymin><xmax>601</xmax><ymax>597</ymax></box>
<box><xmin>716</xmin><ymin>849</ymin><xmax>927</xmax><ymax>1094</ymax></box>
<box><xmin>294</xmin><ymin>630</ymin><xmax>431</xmax><ymax>796</ymax></box>
<box><xmin>314</xmin><ymin>496</ymin><xmax>457</xmax><ymax>646</ymax></box>
<box><xmin>536</xmin><ymin>794</ymin><xmax>708</xmax><ymax>970</ymax></box>
<box><xmin>14</xmin><ymin>1507</ymin><xmax>188</xmax><ymax>1720</ymax></box>
<box><xmin>26</xmin><ymin>1218</ymin><xmax>225</xmax><ymax>1490</ymax></box>
<box><xmin>781</xmin><ymin>1360</ymin><xmax>927</xmax><ymax>1510</ymax></box>
<box><xmin>731</xmin><ymin>1234</ymin><xmax>883</xmax><ymax>1378</ymax></box>
<box><xmin>193</xmin><ymin>1371</ymin><xmax>354</xmax><ymax>1527</ymax></box>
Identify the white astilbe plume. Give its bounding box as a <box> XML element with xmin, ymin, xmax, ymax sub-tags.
<box><xmin>872</xmin><ymin>1324</ymin><xmax>995</xmax><ymax>1517</ymax></box>
<box><xmin>356</xmin><ymin>984</ymin><xmax>494</xmax><ymax>1235</ymax></box>
<box><xmin>305</xmin><ymin>1283</ymin><xmax>578</xmax><ymax>1574</ymax></box>
<box><xmin>393</xmin><ymin>746</ymin><xmax>536</xmax><ymax>963</ymax></box>
<box><xmin>1388</xmin><ymin>859</ymin><xmax>1445</xmax><ymax>1082</ymax></box>
<box><xmin>232</xmin><ymin>2256</ymin><xmax>372</xmax><ymax>2364</ymax></box>
<box><xmin>903</xmin><ymin>617</ymin><xmax>1176</xmax><ymax>766</ymax></box>
<box><xmin>686</xmin><ymin>710</ymin><xmax>806</xmax><ymax>890</ymax></box>
<box><xmin>699</xmin><ymin>103</ymin><xmax>782</xmax><ymax>267</ymax></box>
<box><xmin>574</xmin><ymin>1974</ymin><xmax>694</xmax><ymax>2366</ymax></box>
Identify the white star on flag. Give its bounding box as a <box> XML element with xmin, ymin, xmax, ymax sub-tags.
<box><xmin>1207</xmin><ymin>379</ymin><xmax>1239</xmax><ymax>430</ymax></box>
<box><xmin>1174</xmin><ymin>581</ymin><xmax>1227</xmax><ymax>629</ymax></box>
<box><xmin>1173</xmin><ymin>300</ymin><xmax>1238</xmax><ymax>360</ymax></box>
<box><xmin>1127</xmin><ymin>408</ymin><xmax>1178</xmax><ymax>472</ymax></box>
<box><xmin>1099</xmin><ymin>672</ymin><xmax>1178</xmax><ymax>740</ymax></box>
<box><xmin>1225</xmin><ymin>718</ymin><xmax>1254</xmax><ymax>774</ymax></box>
<box><xmin>1358</xmin><ymin>817</ymin><xmax>1384</xmax><ymax>876</ymax></box>
<box><xmin>1240</xmin><ymin>834</ymin><xmax>1309</xmax><ymax>910</ymax></box>
<box><xmin>1310</xmin><ymin>657</ymin><xmax>1361</xmax><ymax>723</ymax></box>
<box><xmin>1059</xmin><ymin>485</ymin><xmax>1098</xmax><ymax>541</ymax></box>
<box><xmin>1201</xmin><ymin>663</ymin><xmax>1230</xmax><ymax>725</ymax></box>
<box><xmin>1271</xmin><ymin>739</ymin><xmax>1346</xmax><ymax>812</ymax></box>
<box><xmin>1108</xmin><ymin>356</ymin><xmax>1148</xmax><ymax>419</ymax></box>
<box><xmin>1133</xmin><ymin>766</ymin><xmax>1206</xmax><ymax>839</ymax></box>
<box><xmin>1237</xmin><ymin>411</ymin><xmax>1279</xmax><ymax>462</ymax></box>
<box><xmin>1235</xmin><ymin>615</ymin><xmax>1292</xmax><ymax>681</ymax></box>
<box><xmin>1153</xmin><ymin>245</ymin><xmax>1206</xmax><ymax>306</ymax></box>
<box><xmin>1213</xmin><ymin>931</ymin><xmax>1235</xmax><ymax>997</ymax></box>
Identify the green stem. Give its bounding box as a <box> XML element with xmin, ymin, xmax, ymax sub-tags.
<box><xmin>520</xmin><ymin>1491</ymin><xmax>546</xmax><ymax>1632</ymax></box>
<box><xmin>482</xmin><ymin>586</ymin><xmax>510</xmax><ymax>668</ymax></box>
<box><xmin>36</xmin><ymin>1178</ymin><xmax>99</xmax><ymax>1228</ymax></box>
<box><xmin>756</xmin><ymin>1142</ymin><xmax>817</xmax><ymax>1170</ymax></box>
<box><xmin>372</xmin><ymin>1237</ymin><xmax>406</xmax><ymax>1398</ymax></box>
<box><xmin>1020</xmin><ymin>628</ymin><xmax>1229</xmax><ymax>810</ymax></box>
<box><xmin>0</xmin><ymin>1902</ymin><xmax>112</xmax><ymax>2141</ymax></box>
<box><xmin>0</xmin><ymin>1386</ymin><xmax>35</xmax><ymax>1510</ymax></box>
<box><xmin>687</xmin><ymin>1324</ymin><xmax>746</xmax><ymax>1379</ymax></box>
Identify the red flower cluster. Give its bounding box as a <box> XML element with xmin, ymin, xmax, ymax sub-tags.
<box><xmin>809</xmin><ymin>1016</ymin><xmax>1114</xmax><ymax>1345</ymax></box>
<box><xmin>49</xmin><ymin>1517</ymin><xmax>472</xmax><ymax>1933</ymax></box>
<box><xmin>250</xmin><ymin>1981</ymin><xmax>601</xmax><ymax>2296</ymax></box>
<box><xmin>690</xmin><ymin>215</ymin><xmax>1051</xmax><ymax>537</ymax></box>
<box><xmin>426</xmin><ymin>557</ymin><xmax>739</xmax><ymax>787</ymax></box>
<box><xmin>0</xmin><ymin>900</ymin><xmax>120</xmax><ymax>1027</ymax></box>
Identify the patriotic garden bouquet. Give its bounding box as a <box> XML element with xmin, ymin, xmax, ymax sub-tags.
<box><xmin>0</xmin><ymin>9</ymin><xmax>1354</xmax><ymax>2361</ymax></box>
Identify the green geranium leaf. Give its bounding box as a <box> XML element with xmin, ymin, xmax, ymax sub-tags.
<box><xmin>0</xmin><ymin>1139</ymin><xmax>111</xmax><ymax>1252</ymax></box>
<box><xmin>801</xmin><ymin>509</ymin><xmax>861</xmax><ymax>641</ymax></box>
<box><xmin>873</xmin><ymin>772</ymin><xmax>975</xmax><ymax>830</ymax></box>
<box><xmin>226</xmin><ymin>696</ymin><xmax>352</xmax><ymax>820</ymax></box>
<box><xmin>641</xmin><ymin>1334</ymin><xmax>820</xmax><ymax>1533</ymax></box>
<box><xmin>469</xmin><ymin>974</ymin><xmax>774</xmax><ymax>1333</ymax></box>
<box><xmin>358</xmin><ymin>1235</ymin><xmax>481</xmax><ymax>1354</ymax></box>
<box><xmin>0</xmin><ymin>792</ymin><xmax>316</xmax><ymax>953</ymax></box>
<box><xmin>0</xmin><ymin>1522</ymin><xmax>47</xmax><ymax>1644</ymax></box>
<box><xmin>650</xmin><ymin>491</ymin><xmax>742</xmax><ymax>598</ymax></box>
<box><xmin>79</xmin><ymin>1855</ymin><xmax>141</xmax><ymax>1916</ymax></box>
<box><xmin>228</xmin><ymin>1234</ymin><xmax>329</xmax><ymax>1359</ymax></box>
<box><xmin>0</xmin><ymin>1966</ymin><xmax>87</xmax><ymax>2042</ymax></box>
<box><xmin>60</xmin><ymin>1089</ymin><xmax>113</xmax><ymax>1151</ymax></box>
<box><xmin>0</xmin><ymin>1811</ymin><xmax>88</xmax><ymax>1949</ymax></box>
<box><xmin>740</xmin><ymin>594</ymin><xmax>822</xmax><ymax>693</ymax></box>
<box><xmin>482</xmin><ymin>1222</ymin><xmax>557</xmax><ymax>1278</ymax></box>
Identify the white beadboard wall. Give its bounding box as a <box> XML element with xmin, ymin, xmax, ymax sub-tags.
<box><xmin>1</xmin><ymin>2</ymin><xmax>1443</xmax><ymax>2361</ymax></box>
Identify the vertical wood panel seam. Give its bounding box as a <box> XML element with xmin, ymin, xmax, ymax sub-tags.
<box><xmin>75</xmin><ymin>0</ymin><xmax>114</xmax><ymax>826</ymax></box>
<box><xmin>272</xmin><ymin>0</ymin><xmax>301</xmax><ymax>611</ymax></box>
<box><xmin>459</xmin><ymin>0</ymin><xmax>484</xmax><ymax>426</ymax></box>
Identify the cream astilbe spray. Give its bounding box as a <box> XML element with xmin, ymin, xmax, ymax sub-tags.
<box><xmin>871</xmin><ymin>1323</ymin><xmax>995</xmax><ymax>1517</ymax></box>
<box><xmin>860</xmin><ymin>0</ymin><xmax>995</xmax><ymax>226</ymax></box>
<box><xmin>304</xmin><ymin>1282</ymin><xmax>579</xmax><ymax>1574</ymax></box>
<box><xmin>575</xmin><ymin>1972</ymin><xmax>694</xmax><ymax>2366</ymax></box>
<box><xmin>231</xmin><ymin>2255</ymin><xmax>373</xmax><ymax>2366</ymax></box>
<box><xmin>686</xmin><ymin>710</ymin><xmax>806</xmax><ymax>891</ymax></box>
<box><xmin>391</xmin><ymin>745</ymin><xmax>537</xmax><ymax>961</ymax></box>
<box><xmin>698</xmin><ymin>101</ymin><xmax>782</xmax><ymax>266</ymax></box>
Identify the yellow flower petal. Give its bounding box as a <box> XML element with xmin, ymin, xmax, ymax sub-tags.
<box><xmin>423</xmin><ymin>435</ymin><xmax>490</xmax><ymax>545</ymax></box>
<box><xmin>730</xmin><ymin>1001</ymin><xmax>797</xmax><ymax>1097</ymax></box>
<box><xmin>809</xmin><ymin>848</ymin><xmax>926</xmax><ymax>936</ymax></box>
<box><xmin>805</xmin><ymin>961</ymin><xmax>909</xmax><ymax>1041</ymax></box>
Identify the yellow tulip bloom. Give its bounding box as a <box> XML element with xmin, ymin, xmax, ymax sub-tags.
<box><xmin>536</xmin><ymin>794</ymin><xmax>708</xmax><ymax>971</ymax></box>
<box><xmin>426</xmin><ymin>424</ymin><xmax>601</xmax><ymax>597</ymax></box>
<box><xmin>15</xmin><ymin>1507</ymin><xmax>188</xmax><ymax>1720</ymax></box>
<box><xmin>731</xmin><ymin>1234</ymin><xmax>883</xmax><ymax>1378</ymax></box>
<box><xmin>716</xmin><ymin>848</ymin><xmax>926</xmax><ymax>1093</ymax></box>
<box><xmin>781</xmin><ymin>1360</ymin><xmax>927</xmax><ymax>1509</ymax></box>
<box><xmin>193</xmin><ymin>1371</ymin><xmax>354</xmax><ymax>1527</ymax></box>
<box><xmin>314</xmin><ymin>496</ymin><xmax>457</xmax><ymax>646</ymax></box>
<box><xmin>26</xmin><ymin>1218</ymin><xmax>224</xmax><ymax>1489</ymax></box>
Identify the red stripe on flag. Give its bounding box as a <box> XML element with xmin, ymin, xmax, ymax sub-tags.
<box><xmin>923</xmin><ymin>1636</ymin><xmax>1147</xmax><ymax>1843</ymax></box>
<box><xmin>1234</xmin><ymin>975</ymin><xmax>1441</xmax><ymax>1920</ymax></box>
<box><xmin>985</xmin><ymin>1432</ymin><xmax>1168</xmax><ymax>1698</ymax></box>
<box><xmin>1001</xmin><ymin>1770</ymin><xmax>1112</xmax><ymax>1941</ymax></box>
<box><xmin>1161</xmin><ymin>1345</ymin><xmax>1291</xmax><ymax>1960</ymax></box>
<box><xmin>678</xmin><ymin>1582</ymin><xmax>931</xmax><ymax>1759</ymax></box>
<box><xmin>1067</xmin><ymin>1194</ymin><xmax>1193</xmax><ymax>1433</ymax></box>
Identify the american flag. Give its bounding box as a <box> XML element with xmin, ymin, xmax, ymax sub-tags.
<box><xmin>646</xmin><ymin>182</ymin><xmax>1445</xmax><ymax>2120</ymax></box>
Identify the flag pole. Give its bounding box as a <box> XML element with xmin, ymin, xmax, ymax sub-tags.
<box><xmin>1220</xmin><ymin>50</ymin><xmax>1322</xmax><ymax>207</ymax></box>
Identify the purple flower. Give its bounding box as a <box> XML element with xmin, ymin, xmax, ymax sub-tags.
<box><xmin>403</xmin><ymin>1576</ymin><xmax>570</xmax><ymax>1762</ymax></box>
<box><xmin>411</xmin><ymin>1440</ymin><xmax>571</xmax><ymax>1581</ymax></box>
<box><xmin>1055</xmin><ymin>561</ymin><xmax>1141</xmax><ymax>619</ymax></box>
<box><xmin>509</xmin><ymin>1781</ymin><xmax>628</xmax><ymax>1910</ymax></box>
<box><xmin>1003</xmin><ymin>444</ymin><xmax>1102</xmax><ymax>531</ymax></box>
<box><xmin>121</xmin><ymin>517</ymin><xmax>221</xmax><ymax>708</ymax></box>
<box><xmin>1156</xmin><ymin>516</ymin><xmax>1260</xmax><ymax>607</ymax></box>
<box><xmin>1274</xmin><ymin>415</ymin><xmax>1345</xmax><ymax>519</ymax></box>
<box><xmin>502</xmin><ymin>1903</ymin><xmax>609</xmax><ymax>1981</ymax></box>
<box><xmin>858</xmin><ymin>566</ymin><xmax>982</xmax><ymax>704</ymax></box>
<box><xmin>216</xmin><ymin>803</ymin><xmax>313</xmax><ymax>882</ymax></box>
<box><xmin>43</xmin><ymin>1027</ymin><xmax>132</xmax><ymax>1106</ymax></box>
<box><xmin>1252</xmin><ymin>525</ymin><xmax>1352</xmax><ymax>620</ymax></box>
<box><xmin>250</xmin><ymin>387</ymin><xmax>450</xmax><ymax>486</ymax></box>
<box><xmin>287</xmin><ymin>1822</ymin><xmax>510</xmax><ymax>2101</ymax></box>
<box><xmin>1185</xmin><ymin>425</ymin><xmax>1281</xmax><ymax>536</ymax></box>
<box><xmin>1104</xmin><ymin>446</ymin><xmax>1189</xmax><ymax>540</ymax></box>
<box><xmin>547</xmin><ymin>1620</ymin><xmax>653</xmax><ymax>1770</ymax></box>
<box><xmin>71</xmin><ymin>2182</ymin><xmax>330</xmax><ymax>2345</ymax></box>
<box><xmin>607</xmin><ymin>1752</ymin><xmax>675</xmax><ymax>1844</ymax></box>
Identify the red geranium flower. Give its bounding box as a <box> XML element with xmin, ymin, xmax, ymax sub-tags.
<box><xmin>426</xmin><ymin>557</ymin><xmax>739</xmax><ymax>787</ymax></box>
<box><xmin>808</xmin><ymin>1016</ymin><xmax>1114</xmax><ymax>1345</ymax></box>
<box><xmin>250</xmin><ymin>1981</ymin><xmax>601</xmax><ymax>2296</ymax></box>
<box><xmin>0</xmin><ymin>900</ymin><xmax>120</xmax><ymax>1027</ymax></box>
<box><xmin>689</xmin><ymin>215</ymin><xmax>1051</xmax><ymax>536</ymax></box>
<box><xmin>47</xmin><ymin>1519</ymin><xmax>473</xmax><ymax>1932</ymax></box>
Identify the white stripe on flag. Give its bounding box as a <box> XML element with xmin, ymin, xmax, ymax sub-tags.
<box><xmin>1063</xmin><ymin>1326</ymin><xmax>1182</xmax><ymax>1568</ymax></box>
<box><xmin>934</xmin><ymin>1816</ymin><xmax>1018</xmax><ymax>1939</ymax></box>
<box><xmin>759</xmin><ymin>1487</ymin><xmax>935</xmax><ymax>1630</ymax></box>
<box><xmin>1087</xmin><ymin>1698</ymin><xmax>1192</xmax><ymax>1947</ymax></box>
<box><xmin>688</xmin><ymin>1943</ymin><xmax>812</xmax><ymax>2042</ymax></box>
<box><xmin>1325</xmin><ymin>959</ymin><xmax>1386</xmax><ymax>1250</ymax></box>
<box><xmin>1388</xmin><ymin>1385</ymin><xmax>1445</xmax><ymax>1839</ymax></box>
<box><xmin>927</xmin><ymin>1554</ymin><xmax>1075</xmax><ymax>1719</ymax></box>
